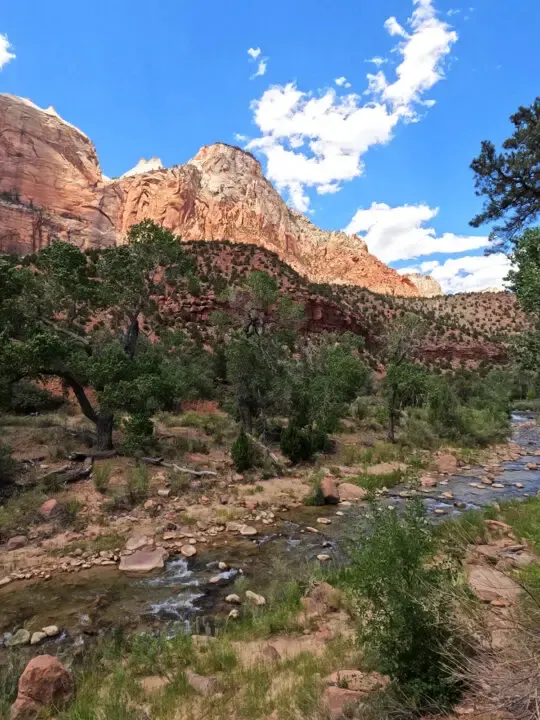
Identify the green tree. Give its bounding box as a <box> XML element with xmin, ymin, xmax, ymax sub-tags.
<box><xmin>508</xmin><ymin>227</ymin><xmax>540</xmax><ymax>316</ymax></box>
<box><xmin>0</xmin><ymin>221</ymin><xmax>198</xmax><ymax>450</ymax></box>
<box><xmin>470</xmin><ymin>98</ymin><xmax>540</xmax><ymax>250</ymax></box>
<box><xmin>383</xmin><ymin>314</ymin><xmax>427</xmax><ymax>442</ymax></box>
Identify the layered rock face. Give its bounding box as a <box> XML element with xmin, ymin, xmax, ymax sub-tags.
<box><xmin>0</xmin><ymin>94</ymin><xmax>420</xmax><ymax>296</ymax></box>
<box><xmin>404</xmin><ymin>273</ymin><xmax>443</xmax><ymax>297</ymax></box>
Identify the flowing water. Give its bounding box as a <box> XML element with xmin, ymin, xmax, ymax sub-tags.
<box><xmin>2</xmin><ymin>412</ymin><xmax>539</xmax><ymax>653</ymax></box>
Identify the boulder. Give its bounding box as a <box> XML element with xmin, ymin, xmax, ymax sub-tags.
<box><xmin>245</xmin><ymin>590</ymin><xmax>266</xmax><ymax>606</ymax></box>
<box><xmin>5</xmin><ymin>629</ymin><xmax>31</xmax><ymax>648</ymax></box>
<box><xmin>434</xmin><ymin>452</ymin><xmax>458</xmax><ymax>475</ymax></box>
<box><xmin>185</xmin><ymin>670</ymin><xmax>218</xmax><ymax>696</ymax></box>
<box><xmin>30</xmin><ymin>632</ymin><xmax>47</xmax><ymax>646</ymax></box>
<box><xmin>118</xmin><ymin>548</ymin><xmax>168</xmax><ymax>574</ymax></box>
<box><xmin>325</xmin><ymin>669</ymin><xmax>388</xmax><ymax>694</ymax></box>
<box><xmin>180</xmin><ymin>544</ymin><xmax>197</xmax><ymax>558</ymax></box>
<box><xmin>338</xmin><ymin>483</ymin><xmax>367</xmax><ymax>502</ymax></box>
<box><xmin>39</xmin><ymin>499</ymin><xmax>58</xmax><ymax>520</ymax></box>
<box><xmin>239</xmin><ymin>524</ymin><xmax>258</xmax><ymax>536</ymax></box>
<box><xmin>125</xmin><ymin>534</ymin><xmax>155</xmax><ymax>552</ymax></box>
<box><xmin>468</xmin><ymin>565</ymin><xmax>520</xmax><ymax>604</ymax></box>
<box><xmin>323</xmin><ymin>686</ymin><xmax>364</xmax><ymax>718</ymax></box>
<box><xmin>320</xmin><ymin>477</ymin><xmax>340</xmax><ymax>504</ymax></box>
<box><xmin>10</xmin><ymin>655</ymin><xmax>73</xmax><ymax>720</ymax></box>
<box><xmin>7</xmin><ymin>536</ymin><xmax>28</xmax><ymax>551</ymax></box>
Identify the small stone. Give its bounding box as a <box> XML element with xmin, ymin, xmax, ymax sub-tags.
<box><xmin>441</xmin><ymin>492</ymin><xmax>454</xmax><ymax>499</ymax></box>
<box><xmin>492</xmin><ymin>483</ymin><xmax>505</xmax><ymax>489</ymax></box>
<box><xmin>0</xmin><ymin>576</ymin><xmax>12</xmax><ymax>587</ymax></box>
<box><xmin>317</xmin><ymin>517</ymin><xmax>331</xmax><ymax>525</ymax></box>
<box><xmin>339</xmin><ymin>501</ymin><xmax>352</xmax><ymax>507</ymax></box>
<box><xmin>306</xmin><ymin>527</ymin><xmax>319</xmax><ymax>533</ymax></box>
<box><xmin>180</xmin><ymin>544</ymin><xmax>197</xmax><ymax>557</ymax></box>
<box><xmin>42</xmin><ymin>625</ymin><xmax>60</xmax><ymax>637</ymax></box>
<box><xmin>200</xmin><ymin>496</ymin><xmax>209</xmax><ymax>505</ymax></box>
<box><xmin>527</xmin><ymin>462</ymin><xmax>538</xmax><ymax>471</ymax></box>
<box><xmin>163</xmin><ymin>532</ymin><xmax>177</xmax><ymax>541</ymax></box>
<box><xmin>335</xmin><ymin>511</ymin><xmax>344</xmax><ymax>516</ymax></box>
<box><xmin>434</xmin><ymin>508</ymin><xmax>448</xmax><ymax>515</ymax></box>
<box><xmin>6</xmin><ymin>629</ymin><xmax>31</xmax><ymax>647</ymax></box>
<box><xmin>209</xmin><ymin>576</ymin><xmax>221</xmax><ymax>584</ymax></box>
<box><xmin>228</xmin><ymin>608</ymin><xmax>239</xmax><ymax>619</ymax></box>
<box><xmin>225</xmin><ymin>594</ymin><xmax>241</xmax><ymax>604</ymax></box>
<box><xmin>7</xmin><ymin>535</ymin><xmax>28</xmax><ymax>551</ymax></box>
<box><xmin>218</xmin><ymin>561</ymin><xmax>228</xmax><ymax>571</ymax></box>
<box><xmin>317</xmin><ymin>554</ymin><xmax>331</xmax><ymax>562</ymax></box>
<box><xmin>157</xmin><ymin>488</ymin><xmax>171</xmax><ymax>498</ymax></box>
<box><xmin>514</xmin><ymin>483</ymin><xmax>524</xmax><ymax>489</ymax></box>
<box><xmin>30</xmin><ymin>631</ymin><xmax>47</xmax><ymax>646</ymax></box>
<box><xmin>239</xmin><ymin>525</ymin><xmax>257</xmax><ymax>536</ymax></box>
<box><xmin>245</xmin><ymin>590</ymin><xmax>266</xmax><ymax>606</ymax></box>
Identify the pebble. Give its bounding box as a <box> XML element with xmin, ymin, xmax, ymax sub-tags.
<box><xmin>317</xmin><ymin>554</ymin><xmax>331</xmax><ymax>562</ymax></box>
<box><xmin>317</xmin><ymin>518</ymin><xmax>331</xmax><ymax>525</ymax></box>
<box><xmin>42</xmin><ymin>625</ymin><xmax>60</xmax><ymax>637</ymax></box>
<box><xmin>5</xmin><ymin>629</ymin><xmax>30</xmax><ymax>647</ymax></box>
<box><xmin>306</xmin><ymin>527</ymin><xmax>319</xmax><ymax>533</ymax></box>
<box><xmin>339</xmin><ymin>501</ymin><xmax>352</xmax><ymax>507</ymax></box>
<box><xmin>239</xmin><ymin>525</ymin><xmax>257</xmax><ymax>536</ymax></box>
<box><xmin>218</xmin><ymin>561</ymin><xmax>228</xmax><ymax>571</ymax></box>
<box><xmin>228</xmin><ymin>608</ymin><xmax>240</xmax><ymax>619</ymax></box>
<box><xmin>335</xmin><ymin>511</ymin><xmax>344</xmax><ymax>517</ymax></box>
<box><xmin>441</xmin><ymin>492</ymin><xmax>454</xmax><ymax>499</ymax></box>
<box><xmin>209</xmin><ymin>576</ymin><xmax>221</xmax><ymax>584</ymax></box>
<box><xmin>434</xmin><ymin>509</ymin><xmax>448</xmax><ymax>515</ymax></box>
<box><xmin>225</xmin><ymin>594</ymin><xmax>241</xmax><ymax>604</ymax></box>
<box><xmin>157</xmin><ymin>489</ymin><xmax>171</xmax><ymax>498</ymax></box>
<box><xmin>492</xmin><ymin>483</ymin><xmax>505</xmax><ymax>489</ymax></box>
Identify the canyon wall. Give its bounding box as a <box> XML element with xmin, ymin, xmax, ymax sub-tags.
<box><xmin>0</xmin><ymin>94</ymin><xmax>420</xmax><ymax>296</ymax></box>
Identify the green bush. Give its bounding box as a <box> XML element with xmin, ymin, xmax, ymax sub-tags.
<box><xmin>280</xmin><ymin>423</ymin><xmax>313</xmax><ymax>463</ymax></box>
<box><xmin>0</xmin><ymin>379</ymin><xmax>63</xmax><ymax>414</ymax></box>
<box><xmin>0</xmin><ymin>443</ymin><xmax>16</xmax><ymax>491</ymax></box>
<box><xmin>231</xmin><ymin>426</ymin><xmax>253</xmax><ymax>472</ymax></box>
<box><xmin>122</xmin><ymin>413</ymin><xmax>154</xmax><ymax>455</ymax></box>
<box><xmin>335</xmin><ymin>499</ymin><xmax>462</xmax><ymax>712</ymax></box>
<box><xmin>126</xmin><ymin>464</ymin><xmax>150</xmax><ymax>505</ymax></box>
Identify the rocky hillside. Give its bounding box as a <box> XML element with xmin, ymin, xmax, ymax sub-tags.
<box><xmin>404</xmin><ymin>273</ymin><xmax>443</xmax><ymax>297</ymax></box>
<box><xmin>0</xmin><ymin>94</ymin><xmax>421</xmax><ymax>296</ymax></box>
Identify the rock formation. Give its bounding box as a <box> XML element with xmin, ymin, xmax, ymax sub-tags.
<box><xmin>404</xmin><ymin>273</ymin><xmax>443</xmax><ymax>297</ymax></box>
<box><xmin>0</xmin><ymin>93</ymin><xmax>423</xmax><ymax>296</ymax></box>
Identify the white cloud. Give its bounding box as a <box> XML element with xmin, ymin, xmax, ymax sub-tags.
<box><xmin>365</xmin><ymin>56</ymin><xmax>388</xmax><ymax>66</ymax></box>
<box><xmin>400</xmin><ymin>254</ymin><xmax>512</xmax><ymax>293</ymax></box>
<box><xmin>253</xmin><ymin>59</ymin><xmax>267</xmax><ymax>78</ymax></box>
<box><xmin>335</xmin><ymin>76</ymin><xmax>352</xmax><ymax>88</ymax></box>
<box><xmin>0</xmin><ymin>33</ymin><xmax>15</xmax><ymax>70</ymax></box>
<box><xmin>248</xmin><ymin>47</ymin><xmax>268</xmax><ymax>79</ymax></box>
<box><xmin>234</xmin><ymin>133</ymin><xmax>248</xmax><ymax>142</ymax></box>
<box><xmin>245</xmin><ymin>0</ymin><xmax>457</xmax><ymax>209</ymax></box>
<box><xmin>345</xmin><ymin>202</ymin><xmax>488</xmax><ymax>263</ymax></box>
<box><xmin>447</xmin><ymin>8</ymin><xmax>461</xmax><ymax>16</ymax></box>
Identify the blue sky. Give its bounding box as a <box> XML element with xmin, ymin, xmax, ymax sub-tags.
<box><xmin>1</xmin><ymin>0</ymin><xmax>539</xmax><ymax>292</ymax></box>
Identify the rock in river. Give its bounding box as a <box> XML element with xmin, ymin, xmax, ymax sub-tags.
<box><xmin>5</xmin><ymin>629</ymin><xmax>31</xmax><ymax>647</ymax></box>
<box><xmin>245</xmin><ymin>590</ymin><xmax>266</xmax><ymax>606</ymax></box>
<box><xmin>119</xmin><ymin>548</ymin><xmax>168</xmax><ymax>575</ymax></box>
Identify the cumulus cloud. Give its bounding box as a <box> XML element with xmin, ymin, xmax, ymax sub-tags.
<box><xmin>248</xmin><ymin>47</ymin><xmax>268</xmax><ymax>78</ymax></box>
<box><xmin>399</xmin><ymin>254</ymin><xmax>512</xmax><ymax>293</ymax></box>
<box><xmin>245</xmin><ymin>0</ymin><xmax>457</xmax><ymax>209</ymax></box>
<box><xmin>345</xmin><ymin>202</ymin><xmax>488</xmax><ymax>263</ymax></box>
<box><xmin>335</xmin><ymin>76</ymin><xmax>352</xmax><ymax>88</ymax></box>
<box><xmin>0</xmin><ymin>33</ymin><xmax>15</xmax><ymax>70</ymax></box>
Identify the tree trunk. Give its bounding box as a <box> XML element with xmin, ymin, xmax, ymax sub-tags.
<box><xmin>96</xmin><ymin>413</ymin><xmax>114</xmax><ymax>451</ymax></box>
<box><xmin>387</xmin><ymin>411</ymin><xmax>395</xmax><ymax>443</ymax></box>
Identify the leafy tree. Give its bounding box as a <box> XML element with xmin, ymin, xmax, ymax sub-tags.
<box><xmin>382</xmin><ymin>314</ymin><xmax>427</xmax><ymax>442</ymax></box>
<box><xmin>0</xmin><ymin>220</ymin><xmax>199</xmax><ymax>450</ymax></box>
<box><xmin>508</xmin><ymin>227</ymin><xmax>540</xmax><ymax>317</ymax></box>
<box><xmin>470</xmin><ymin>98</ymin><xmax>540</xmax><ymax>250</ymax></box>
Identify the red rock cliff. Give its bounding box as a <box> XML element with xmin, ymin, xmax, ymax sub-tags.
<box><xmin>0</xmin><ymin>94</ymin><xmax>419</xmax><ymax>296</ymax></box>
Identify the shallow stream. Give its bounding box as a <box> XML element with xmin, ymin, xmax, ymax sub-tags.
<box><xmin>2</xmin><ymin>412</ymin><xmax>539</xmax><ymax>654</ymax></box>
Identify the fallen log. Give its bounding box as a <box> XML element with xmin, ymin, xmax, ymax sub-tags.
<box><xmin>68</xmin><ymin>450</ymin><xmax>118</xmax><ymax>461</ymax></box>
<box><xmin>37</xmin><ymin>459</ymin><xmax>93</xmax><ymax>486</ymax></box>
<box><xmin>141</xmin><ymin>456</ymin><xmax>217</xmax><ymax>477</ymax></box>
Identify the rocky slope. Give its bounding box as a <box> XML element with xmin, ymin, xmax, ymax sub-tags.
<box><xmin>0</xmin><ymin>94</ymin><xmax>420</xmax><ymax>296</ymax></box>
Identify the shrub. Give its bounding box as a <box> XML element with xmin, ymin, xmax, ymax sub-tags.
<box><xmin>0</xmin><ymin>443</ymin><xmax>16</xmax><ymax>492</ymax></box>
<box><xmin>280</xmin><ymin>423</ymin><xmax>313</xmax><ymax>463</ymax></box>
<box><xmin>93</xmin><ymin>462</ymin><xmax>112</xmax><ymax>494</ymax></box>
<box><xmin>122</xmin><ymin>413</ymin><xmax>154</xmax><ymax>455</ymax></box>
<box><xmin>126</xmin><ymin>464</ymin><xmax>149</xmax><ymax>505</ymax></box>
<box><xmin>58</xmin><ymin>498</ymin><xmax>83</xmax><ymax>527</ymax></box>
<box><xmin>231</xmin><ymin>426</ymin><xmax>253</xmax><ymax>472</ymax></box>
<box><xmin>0</xmin><ymin>379</ymin><xmax>63</xmax><ymax>414</ymax></box>
<box><xmin>335</xmin><ymin>499</ymin><xmax>462</xmax><ymax>712</ymax></box>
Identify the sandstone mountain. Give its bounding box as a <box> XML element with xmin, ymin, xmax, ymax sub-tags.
<box><xmin>404</xmin><ymin>273</ymin><xmax>443</xmax><ymax>297</ymax></box>
<box><xmin>0</xmin><ymin>93</ymin><xmax>421</xmax><ymax>296</ymax></box>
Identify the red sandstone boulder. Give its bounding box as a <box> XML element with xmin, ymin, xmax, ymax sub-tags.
<box><xmin>338</xmin><ymin>483</ymin><xmax>367</xmax><ymax>502</ymax></box>
<box><xmin>10</xmin><ymin>655</ymin><xmax>74</xmax><ymax>720</ymax></box>
<box><xmin>39</xmin><ymin>499</ymin><xmax>58</xmax><ymax>519</ymax></box>
<box><xmin>320</xmin><ymin>477</ymin><xmax>340</xmax><ymax>504</ymax></box>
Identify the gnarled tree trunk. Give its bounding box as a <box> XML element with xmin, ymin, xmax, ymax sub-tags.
<box><xmin>96</xmin><ymin>413</ymin><xmax>114</xmax><ymax>451</ymax></box>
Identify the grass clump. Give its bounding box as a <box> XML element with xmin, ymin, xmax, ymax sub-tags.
<box><xmin>0</xmin><ymin>487</ymin><xmax>46</xmax><ymax>539</ymax></box>
<box><xmin>93</xmin><ymin>461</ymin><xmax>112</xmax><ymax>494</ymax></box>
<box><xmin>126</xmin><ymin>464</ymin><xmax>150</xmax><ymax>505</ymax></box>
<box><xmin>352</xmin><ymin>469</ymin><xmax>405</xmax><ymax>492</ymax></box>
